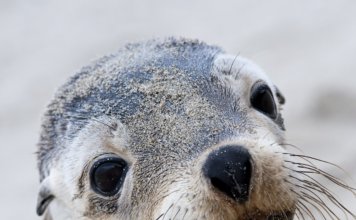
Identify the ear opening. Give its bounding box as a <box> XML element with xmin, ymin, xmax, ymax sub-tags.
<box><xmin>36</xmin><ymin>177</ymin><xmax>55</xmax><ymax>216</ymax></box>
<box><xmin>275</xmin><ymin>86</ymin><xmax>286</xmax><ymax>105</ymax></box>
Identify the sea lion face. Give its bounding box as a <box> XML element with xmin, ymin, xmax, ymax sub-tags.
<box><xmin>36</xmin><ymin>38</ymin><xmax>354</xmax><ymax>220</ymax></box>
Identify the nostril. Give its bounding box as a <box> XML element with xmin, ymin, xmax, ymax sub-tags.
<box><xmin>203</xmin><ymin>145</ymin><xmax>252</xmax><ymax>203</ymax></box>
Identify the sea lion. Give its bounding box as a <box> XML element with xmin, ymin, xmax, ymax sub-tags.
<box><xmin>36</xmin><ymin>37</ymin><xmax>355</xmax><ymax>219</ymax></box>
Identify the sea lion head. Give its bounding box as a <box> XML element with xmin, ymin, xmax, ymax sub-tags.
<box><xmin>36</xmin><ymin>37</ymin><xmax>355</xmax><ymax>220</ymax></box>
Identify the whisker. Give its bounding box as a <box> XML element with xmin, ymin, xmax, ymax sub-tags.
<box><xmin>298</xmin><ymin>194</ymin><xmax>328</xmax><ymax>220</ymax></box>
<box><xmin>181</xmin><ymin>208</ymin><xmax>188</xmax><ymax>220</ymax></box>
<box><xmin>228</xmin><ymin>53</ymin><xmax>239</xmax><ymax>76</ymax></box>
<box><xmin>162</xmin><ymin>203</ymin><xmax>174</xmax><ymax>220</ymax></box>
<box><xmin>281</xmin><ymin>148</ymin><xmax>356</xmax><ymax>219</ymax></box>
<box><xmin>278</xmin><ymin>143</ymin><xmax>308</xmax><ymax>156</ymax></box>
<box><xmin>155</xmin><ymin>213</ymin><xmax>164</xmax><ymax>220</ymax></box>
<box><xmin>286</xmin><ymin>178</ymin><xmax>335</xmax><ymax>219</ymax></box>
<box><xmin>283</xmin><ymin>158</ymin><xmax>356</xmax><ymax>194</ymax></box>
<box><xmin>292</xmin><ymin>192</ymin><xmax>316</xmax><ymax>220</ymax></box>
<box><xmin>289</xmin><ymin>173</ymin><xmax>354</xmax><ymax>218</ymax></box>
<box><xmin>295</xmin><ymin>163</ymin><xmax>355</xmax><ymax>192</ymax></box>
<box><xmin>296</xmin><ymin>183</ymin><xmax>338</xmax><ymax>219</ymax></box>
<box><xmin>302</xmin><ymin>177</ymin><xmax>355</xmax><ymax>218</ymax></box>
<box><xmin>172</xmin><ymin>206</ymin><xmax>181</xmax><ymax>220</ymax></box>
<box><xmin>284</xmin><ymin>152</ymin><xmax>355</xmax><ymax>184</ymax></box>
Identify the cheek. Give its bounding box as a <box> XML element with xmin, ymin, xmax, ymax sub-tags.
<box><xmin>249</xmin><ymin>121</ymin><xmax>286</xmax><ymax>146</ymax></box>
<box><xmin>51</xmin><ymin>152</ymin><xmax>90</xmax><ymax>213</ymax></box>
<box><xmin>48</xmin><ymin>200</ymin><xmax>72</xmax><ymax>219</ymax></box>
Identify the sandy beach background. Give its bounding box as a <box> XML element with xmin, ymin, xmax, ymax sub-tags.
<box><xmin>1</xmin><ymin>1</ymin><xmax>355</xmax><ymax>219</ymax></box>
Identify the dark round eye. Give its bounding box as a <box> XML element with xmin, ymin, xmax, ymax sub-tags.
<box><xmin>90</xmin><ymin>157</ymin><xmax>128</xmax><ymax>196</ymax></box>
<box><xmin>250</xmin><ymin>82</ymin><xmax>277</xmax><ymax>119</ymax></box>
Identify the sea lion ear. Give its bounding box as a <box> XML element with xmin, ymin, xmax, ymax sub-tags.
<box><xmin>36</xmin><ymin>177</ymin><xmax>54</xmax><ymax>216</ymax></box>
<box><xmin>275</xmin><ymin>86</ymin><xmax>286</xmax><ymax>105</ymax></box>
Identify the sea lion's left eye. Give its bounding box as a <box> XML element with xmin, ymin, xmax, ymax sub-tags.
<box><xmin>90</xmin><ymin>157</ymin><xmax>128</xmax><ymax>196</ymax></box>
<box><xmin>250</xmin><ymin>82</ymin><xmax>277</xmax><ymax>119</ymax></box>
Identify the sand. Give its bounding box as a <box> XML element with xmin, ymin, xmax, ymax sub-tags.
<box><xmin>1</xmin><ymin>1</ymin><xmax>355</xmax><ymax>219</ymax></box>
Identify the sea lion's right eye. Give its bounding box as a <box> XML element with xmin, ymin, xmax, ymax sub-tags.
<box><xmin>250</xmin><ymin>82</ymin><xmax>278</xmax><ymax>120</ymax></box>
<box><xmin>90</xmin><ymin>157</ymin><xmax>128</xmax><ymax>196</ymax></box>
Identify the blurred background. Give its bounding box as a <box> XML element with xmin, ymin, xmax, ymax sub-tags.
<box><xmin>0</xmin><ymin>0</ymin><xmax>355</xmax><ymax>219</ymax></box>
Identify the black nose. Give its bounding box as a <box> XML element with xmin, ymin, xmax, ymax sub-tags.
<box><xmin>203</xmin><ymin>145</ymin><xmax>252</xmax><ymax>203</ymax></box>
